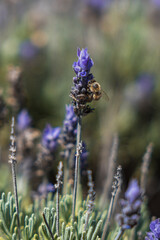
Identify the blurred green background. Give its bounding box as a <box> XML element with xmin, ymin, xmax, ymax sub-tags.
<box><xmin>0</xmin><ymin>0</ymin><xmax>160</xmax><ymax>216</ymax></box>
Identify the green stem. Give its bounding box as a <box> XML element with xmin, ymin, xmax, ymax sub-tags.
<box><xmin>69</xmin><ymin>148</ymin><xmax>76</xmax><ymax>182</ymax></box>
<box><xmin>114</xmin><ymin>228</ymin><xmax>124</xmax><ymax>240</ymax></box>
<box><xmin>9</xmin><ymin>117</ymin><xmax>21</xmax><ymax>240</ymax></box>
<box><xmin>63</xmin><ymin>156</ymin><xmax>69</xmax><ymax>195</ymax></box>
<box><xmin>84</xmin><ymin>211</ymin><xmax>90</xmax><ymax>232</ymax></box>
<box><xmin>56</xmin><ymin>188</ymin><xmax>59</xmax><ymax>236</ymax></box>
<box><xmin>102</xmin><ymin>180</ymin><xmax>120</xmax><ymax>239</ymax></box>
<box><xmin>11</xmin><ymin>162</ymin><xmax>21</xmax><ymax>240</ymax></box>
<box><xmin>72</xmin><ymin>116</ymin><xmax>82</xmax><ymax>222</ymax></box>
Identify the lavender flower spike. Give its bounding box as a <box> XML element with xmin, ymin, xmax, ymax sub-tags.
<box><xmin>70</xmin><ymin>48</ymin><xmax>95</xmax><ymax>116</ymax></box>
<box><xmin>73</xmin><ymin>48</ymin><xmax>94</xmax><ymax>75</ymax></box>
<box><xmin>145</xmin><ymin>219</ymin><xmax>160</xmax><ymax>240</ymax></box>
<box><xmin>17</xmin><ymin>109</ymin><xmax>32</xmax><ymax>131</ymax></box>
<box><xmin>116</xmin><ymin>179</ymin><xmax>142</xmax><ymax>231</ymax></box>
<box><xmin>42</xmin><ymin>124</ymin><xmax>61</xmax><ymax>152</ymax></box>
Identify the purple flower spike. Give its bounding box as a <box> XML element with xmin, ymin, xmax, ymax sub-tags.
<box><xmin>146</xmin><ymin>219</ymin><xmax>160</xmax><ymax>240</ymax></box>
<box><xmin>42</xmin><ymin>124</ymin><xmax>61</xmax><ymax>152</ymax></box>
<box><xmin>70</xmin><ymin>48</ymin><xmax>96</xmax><ymax>116</ymax></box>
<box><xmin>125</xmin><ymin>180</ymin><xmax>141</xmax><ymax>203</ymax></box>
<box><xmin>17</xmin><ymin>109</ymin><xmax>32</xmax><ymax>131</ymax></box>
<box><xmin>73</xmin><ymin>48</ymin><xmax>94</xmax><ymax>74</ymax></box>
<box><xmin>116</xmin><ymin>179</ymin><xmax>142</xmax><ymax>230</ymax></box>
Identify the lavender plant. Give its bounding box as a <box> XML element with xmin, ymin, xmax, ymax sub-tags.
<box><xmin>0</xmin><ymin>47</ymin><xmax>156</xmax><ymax>240</ymax></box>
<box><xmin>70</xmin><ymin>48</ymin><xmax>101</xmax><ymax>222</ymax></box>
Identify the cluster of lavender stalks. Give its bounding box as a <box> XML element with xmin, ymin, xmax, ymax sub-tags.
<box><xmin>7</xmin><ymin>48</ymin><xmax>159</xmax><ymax>240</ymax></box>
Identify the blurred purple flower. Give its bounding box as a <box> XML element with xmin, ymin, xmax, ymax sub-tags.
<box><xmin>124</xmin><ymin>74</ymin><xmax>154</xmax><ymax>106</ymax></box>
<box><xmin>42</xmin><ymin>124</ymin><xmax>61</xmax><ymax>152</ymax></box>
<box><xmin>64</xmin><ymin>105</ymin><xmax>77</xmax><ymax>137</ymax></box>
<box><xmin>151</xmin><ymin>0</ymin><xmax>160</xmax><ymax>8</ymax></box>
<box><xmin>116</xmin><ymin>179</ymin><xmax>142</xmax><ymax>230</ymax></box>
<box><xmin>17</xmin><ymin>109</ymin><xmax>32</xmax><ymax>131</ymax></box>
<box><xmin>125</xmin><ymin>179</ymin><xmax>141</xmax><ymax>203</ymax></box>
<box><xmin>19</xmin><ymin>40</ymin><xmax>39</xmax><ymax>60</ymax></box>
<box><xmin>38</xmin><ymin>182</ymin><xmax>55</xmax><ymax>196</ymax></box>
<box><xmin>65</xmin><ymin>104</ymin><xmax>78</xmax><ymax>123</ymax></box>
<box><xmin>136</xmin><ymin>74</ymin><xmax>155</xmax><ymax>98</ymax></box>
<box><xmin>85</xmin><ymin>0</ymin><xmax>110</xmax><ymax>11</ymax></box>
<box><xmin>145</xmin><ymin>219</ymin><xmax>160</xmax><ymax>240</ymax></box>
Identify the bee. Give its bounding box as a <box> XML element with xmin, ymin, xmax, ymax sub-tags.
<box><xmin>87</xmin><ymin>79</ymin><xmax>109</xmax><ymax>101</ymax></box>
<box><xmin>70</xmin><ymin>92</ymin><xmax>93</xmax><ymax>103</ymax></box>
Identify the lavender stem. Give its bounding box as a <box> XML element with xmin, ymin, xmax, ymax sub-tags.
<box><xmin>56</xmin><ymin>188</ymin><xmax>59</xmax><ymax>236</ymax></box>
<box><xmin>9</xmin><ymin>117</ymin><xmax>21</xmax><ymax>240</ymax></box>
<box><xmin>63</xmin><ymin>156</ymin><xmax>68</xmax><ymax>195</ymax></box>
<box><xmin>72</xmin><ymin>116</ymin><xmax>82</xmax><ymax>222</ymax></box>
<box><xmin>84</xmin><ymin>211</ymin><xmax>90</xmax><ymax>232</ymax></box>
<box><xmin>140</xmin><ymin>143</ymin><xmax>153</xmax><ymax>194</ymax></box>
<box><xmin>114</xmin><ymin>228</ymin><xmax>124</xmax><ymax>240</ymax></box>
<box><xmin>55</xmin><ymin>161</ymin><xmax>63</xmax><ymax>237</ymax></box>
<box><xmin>102</xmin><ymin>166</ymin><xmax>122</xmax><ymax>240</ymax></box>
